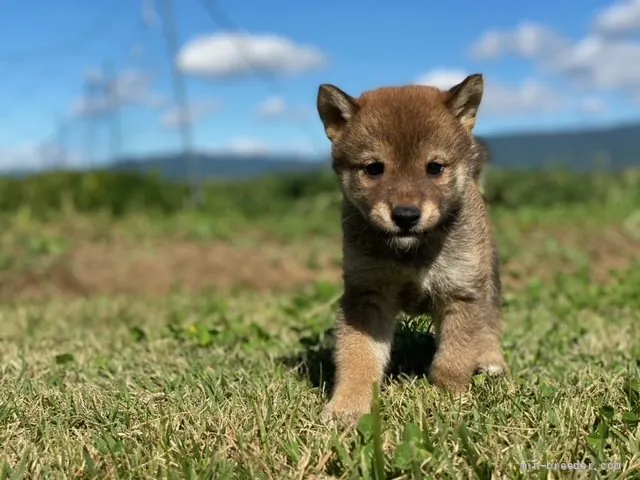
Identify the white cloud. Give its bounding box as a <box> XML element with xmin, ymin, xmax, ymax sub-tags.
<box><xmin>287</xmin><ymin>141</ymin><xmax>317</xmax><ymax>156</ymax></box>
<box><xmin>177</xmin><ymin>32</ymin><xmax>327</xmax><ymax>79</ymax></box>
<box><xmin>0</xmin><ymin>142</ymin><xmax>83</xmax><ymax>172</ymax></box>
<box><xmin>225</xmin><ymin>137</ymin><xmax>270</xmax><ymax>155</ymax></box>
<box><xmin>71</xmin><ymin>97</ymin><xmax>108</xmax><ymax>118</ymax></box>
<box><xmin>470</xmin><ymin>22</ymin><xmax>570</xmax><ymax>61</ymax></box>
<box><xmin>415</xmin><ymin>68</ymin><xmax>469</xmax><ymax>91</ymax></box>
<box><xmin>72</xmin><ymin>68</ymin><xmax>165</xmax><ymax>118</ymax></box>
<box><xmin>253</xmin><ymin>95</ymin><xmax>310</xmax><ymax>121</ymax></box>
<box><xmin>205</xmin><ymin>137</ymin><xmax>319</xmax><ymax>156</ymax></box>
<box><xmin>415</xmin><ymin>69</ymin><xmax>567</xmax><ymax>116</ymax></box>
<box><xmin>581</xmin><ymin>96</ymin><xmax>608</xmax><ymax>115</ymax></box>
<box><xmin>482</xmin><ymin>80</ymin><xmax>567</xmax><ymax>115</ymax></box>
<box><xmin>593</xmin><ymin>0</ymin><xmax>640</xmax><ymax>37</ymax></box>
<box><xmin>85</xmin><ymin>68</ymin><xmax>104</xmax><ymax>84</ymax></box>
<box><xmin>470</xmin><ymin>6</ymin><xmax>640</xmax><ymax>100</ymax></box>
<box><xmin>141</xmin><ymin>0</ymin><xmax>160</xmax><ymax>29</ymax></box>
<box><xmin>112</xmin><ymin>70</ymin><xmax>164</xmax><ymax>106</ymax></box>
<box><xmin>160</xmin><ymin>100</ymin><xmax>221</xmax><ymax>129</ymax></box>
<box><xmin>255</xmin><ymin>96</ymin><xmax>287</xmax><ymax>119</ymax></box>
<box><xmin>553</xmin><ymin>37</ymin><xmax>640</xmax><ymax>94</ymax></box>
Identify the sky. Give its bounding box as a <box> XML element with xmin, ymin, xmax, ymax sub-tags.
<box><xmin>2</xmin><ymin>0</ymin><xmax>640</xmax><ymax>170</ymax></box>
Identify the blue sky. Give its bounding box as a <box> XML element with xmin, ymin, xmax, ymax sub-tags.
<box><xmin>1</xmin><ymin>0</ymin><xmax>640</xmax><ymax>169</ymax></box>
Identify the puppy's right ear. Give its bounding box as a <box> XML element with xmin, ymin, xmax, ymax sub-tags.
<box><xmin>317</xmin><ymin>84</ymin><xmax>359</xmax><ymax>142</ymax></box>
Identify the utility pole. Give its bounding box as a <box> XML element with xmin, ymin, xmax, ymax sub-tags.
<box><xmin>104</xmin><ymin>60</ymin><xmax>122</xmax><ymax>163</ymax></box>
<box><xmin>159</xmin><ymin>0</ymin><xmax>202</xmax><ymax>207</ymax></box>
<box><xmin>83</xmin><ymin>77</ymin><xmax>95</xmax><ymax>170</ymax></box>
<box><xmin>56</xmin><ymin>117</ymin><xmax>68</xmax><ymax>170</ymax></box>
<box><xmin>38</xmin><ymin>136</ymin><xmax>52</xmax><ymax>172</ymax></box>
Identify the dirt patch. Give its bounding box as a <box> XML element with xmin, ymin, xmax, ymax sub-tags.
<box><xmin>0</xmin><ymin>239</ymin><xmax>342</xmax><ymax>301</ymax></box>
<box><xmin>501</xmin><ymin>225</ymin><xmax>640</xmax><ymax>290</ymax></box>
<box><xmin>0</xmin><ymin>224</ymin><xmax>637</xmax><ymax>302</ymax></box>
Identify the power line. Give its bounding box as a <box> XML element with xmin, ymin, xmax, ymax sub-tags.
<box><xmin>197</xmin><ymin>0</ymin><xmax>324</xmax><ymax>152</ymax></box>
<box><xmin>83</xmin><ymin>78</ymin><xmax>97</xmax><ymax>170</ymax></box>
<box><xmin>0</xmin><ymin>6</ymin><xmax>138</xmax><ymax>129</ymax></box>
<box><xmin>104</xmin><ymin>60</ymin><xmax>123</xmax><ymax>162</ymax></box>
<box><xmin>55</xmin><ymin>117</ymin><xmax>70</xmax><ymax>170</ymax></box>
<box><xmin>159</xmin><ymin>0</ymin><xmax>202</xmax><ymax>208</ymax></box>
<box><xmin>34</xmin><ymin>115</ymin><xmax>77</xmax><ymax>172</ymax></box>
<box><xmin>0</xmin><ymin>6</ymin><xmax>149</xmax><ymax>169</ymax></box>
<box><xmin>0</xmin><ymin>3</ymin><xmax>133</xmax><ymax>66</ymax></box>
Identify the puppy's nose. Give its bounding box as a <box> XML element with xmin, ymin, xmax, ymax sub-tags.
<box><xmin>391</xmin><ymin>205</ymin><xmax>421</xmax><ymax>230</ymax></box>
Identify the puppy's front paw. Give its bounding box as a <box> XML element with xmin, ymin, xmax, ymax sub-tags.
<box><xmin>321</xmin><ymin>395</ymin><xmax>371</xmax><ymax>426</ymax></box>
<box><xmin>476</xmin><ymin>350</ymin><xmax>509</xmax><ymax>377</ymax></box>
<box><xmin>428</xmin><ymin>359</ymin><xmax>472</xmax><ymax>396</ymax></box>
<box><xmin>476</xmin><ymin>359</ymin><xmax>508</xmax><ymax>377</ymax></box>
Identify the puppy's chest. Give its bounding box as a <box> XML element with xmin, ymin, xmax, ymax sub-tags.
<box><xmin>398</xmin><ymin>252</ymin><xmax>476</xmax><ymax>306</ymax></box>
<box><xmin>346</xmin><ymin>246</ymin><xmax>478</xmax><ymax>305</ymax></box>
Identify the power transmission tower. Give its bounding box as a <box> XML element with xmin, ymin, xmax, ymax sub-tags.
<box><xmin>159</xmin><ymin>0</ymin><xmax>202</xmax><ymax>207</ymax></box>
<box><xmin>104</xmin><ymin>60</ymin><xmax>123</xmax><ymax>163</ymax></box>
<box><xmin>56</xmin><ymin>117</ymin><xmax>69</xmax><ymax>170</ymax></box>
<box><xmin>83</xmin><ymin>77</ymin><xmax>96</xmax><ymax>170</ymax></box>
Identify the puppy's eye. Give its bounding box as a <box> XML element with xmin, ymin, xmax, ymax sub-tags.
<box><xmin>364</xmin><ymin>162</ymin><xmax>385</xmax><ymax>178</ymax></box>
<box><xmin>426</xmin><ymin>162</ymin><xmax>445</xmax><ymax>176</ymax></box>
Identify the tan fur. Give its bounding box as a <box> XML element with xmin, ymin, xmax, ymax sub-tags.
<box><xmin>316</xmin><ymin>74</ymin><xmax>507</xmax><ymax>424</ymax></box>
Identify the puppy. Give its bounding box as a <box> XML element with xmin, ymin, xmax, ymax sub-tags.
<box><xmin>316</xmin><ymin>74</ymin><xmax>507</xmax><ymax>423</ymax></box>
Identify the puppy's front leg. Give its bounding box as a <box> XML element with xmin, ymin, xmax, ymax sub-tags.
<box><xmin>322</xmin><ymin>290</ymin><xmax>397</xmax><ymax>424</ymax></box>
<box><xmin>428</xmin><ymin>299</ymin><xmax>506</xmax><ymax>394</ymax></box>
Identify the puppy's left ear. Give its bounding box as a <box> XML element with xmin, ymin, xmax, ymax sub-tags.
<box><xmin>445</xmin><ymin>74</ymin><xmax>483</xmax><ymax>132</ymax></box>
<box><xmin>317</xmin><ymin>84</ymin><xmax>359</xmax><ymax>142</ymax></box>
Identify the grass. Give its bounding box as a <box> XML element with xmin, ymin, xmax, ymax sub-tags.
<box><xmin>0</xmin><ymin>169</ymin><xmax>639</xmax><ymax>478</ymax></box>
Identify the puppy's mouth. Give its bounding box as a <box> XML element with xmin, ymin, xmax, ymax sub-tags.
<box><xmin>384</xmin><ymin>229</ymin><xmax>425</xmax><ymax>250</ymax></box>
<box><xmin>387</xmin><ymin>224</ymin><xmax>426</xmax><ymax>236</ymax></box>
<box><xmin>390</xmin><ymin>230</ymin><xmax>422</xmax><ymax>238</ymax></box>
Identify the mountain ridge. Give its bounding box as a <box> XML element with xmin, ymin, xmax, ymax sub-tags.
<box><xmin>3</xmin><ymin>120</ymin><xmax>640</xmax><ymax>180</ymax></box>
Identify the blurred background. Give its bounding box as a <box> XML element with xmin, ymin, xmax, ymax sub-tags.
<box><xmin>0</xmin><ymin>0</ymin><xmax>638</xmax><ymax>301</ymax></box>
<box><xmin>2</xmin><ymin>3</ymin><xmax>640</xmax><ymax>475</ymax></box>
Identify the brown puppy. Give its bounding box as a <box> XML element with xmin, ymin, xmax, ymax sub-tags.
<box><xmin>316</xmin><ymin>74</ymin><xmax>507</xmax><ymax>423</ymax></box>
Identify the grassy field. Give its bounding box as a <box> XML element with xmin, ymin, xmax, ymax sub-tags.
<box><xmin>0</xmin><ymin>168</ymin><xmax>639</xmax><ymax>479</ymax></box>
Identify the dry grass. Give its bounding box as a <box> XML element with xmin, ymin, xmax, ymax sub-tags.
<box><xmin>0</xmin><ymin>183</ymin><xmax>639</xmax><ymax>478</ymax></box>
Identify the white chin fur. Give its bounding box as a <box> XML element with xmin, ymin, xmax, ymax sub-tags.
<box><xmin>389</xmin><ymin>235</ymin><xmax>420</xmax><ymax>251</ymax></box>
